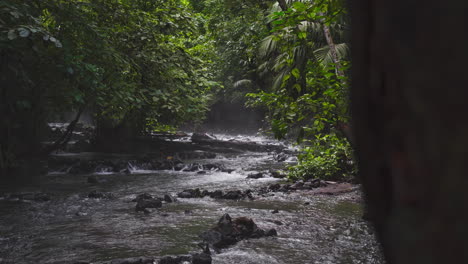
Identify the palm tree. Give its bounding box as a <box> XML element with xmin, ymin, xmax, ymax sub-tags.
<box><xmin>235</xmin><ymin>0</ymin><xmax>349</xmax><ymax>96</ymax></box>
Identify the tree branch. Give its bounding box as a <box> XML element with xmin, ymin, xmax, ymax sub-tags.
<box><xmin>42</xmin><ymin>105</ymin><xmax>85</xmax><ymax>155</ymax></box>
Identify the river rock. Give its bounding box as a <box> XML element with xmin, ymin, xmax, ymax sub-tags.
<box><xmin>209</xmin><ymin>190</ymin><xmax>223</xmax><ymax>199</ymax></box>
<box><xmin>222</xmin><ymin>190</ymin><xmax>243</xmax><ymax>200</ymax></box>
<box><xmin>177</xmin><ymin>191</ymin><xmax>193</xmax><ymax>198</ymax></box>
<box><xmin>221</xmin><ymin>168</ymin><xmax>235</xmax><ymax>173</ymax></box>
<box><xmin>191</xmin><ymin>253</ymin><xmax>212</xmax><ymax>264</ymax></box>
<box><xmin>164</xmin><ymin>194</ymin><xmax>177</xmax><ymax>203</ymax></box>
<box><xmin>278</xmin><ymin>184</ymin><xmax>290</xmax><ymax>192</ymax></box>
<box><xmin>200</xmin><ymin>214</ymin><xmax>277</xmax><ymax>251</ymax></box>
<box><xmin>135</xmin><ymin>197</ymin><xmax>162</xmax><ymax>212</ymax></box>
<box><xmin>270</xmin><ymin>170</ymin><xmax>286</xmax><ymax>178</ymax></box>
<box><xmin>159</xmin><ymin>255</ymin><xmax>192</xmax><ymax>264</ymax></box>
<box><xmin>268</xmin><ymin>183</ymin><xmax>281</xmax><ymax>191</ymax></box>
<box><xmin>173</xmin><ymin>163</ymin><xmax>186</xmax><ymax>171</ymax></box>
<box><xmin>177</xmin><ymin>188</ymin><xmax>202</xmax><ymax>198</ymax></box>
<box><xmin>265</xmin><ymin>228</ymin><xmax>278</xmax><ymax>236</ymax></box>
<box><xmin>273</xmin><ymin>152</ymin><xmax>288</xmax><ymax>162</ymax></box>
<box><xmin>247</xmin><ymin>172</ymin><xmax>264</xmax><ymax>179</ymax></box>
<box><xmin>109</xmin><ymin>257</ymin><xmax>155</xmax><ymax>264</ymax></box>
<box><xmin>133</xmin><ymin>193</ymin><xmax>154</xmax><ymax>202</ymax></box>
<box><xmin>290</xmin><ymin>180</ymin><xmax>304</xmax><ymax>190</ymax></box>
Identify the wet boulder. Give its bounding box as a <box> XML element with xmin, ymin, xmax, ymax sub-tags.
<box><xmin>177</xmin><ymin>191</ymin><xmax>193</xmax><ymax>198</ymax></box>
<box><xmin>208</xmin><ymin>190</ymin><xmax>223</xmax><ymax>199</ymax></box>
<box><xmin>222</xmin><ymin>190</ymin><xmax>243</xmax><ymax>200</ymax></box>
<box><xmin>265</xmin><ymin>228</ymin><xmax>278</xmax><ymax>236</ymax></box>
<box><xmin>69</xmin><ymin>139</ymin><xmax>91</xmax><ymax>153</ymax></box>
<box><xmin>109</xmin><ymin>257</ymin><xmax>155</xmax><ymax>264</ymax></box>
<box><xmin>310</xmin><ymin>178</ymin><xmax>321</xmax><ymax>188</ymax></box>
<box><xmin>273</xmin><ymin>152</ymin><xmax>288</xmax><ymax>162</ymax></box>
<box><xmin>135</xmin><ymin>197</ymin><xmax>162</xmax><ymax>212</ymax></box>
<box><xmin>132</xmin><ymin>193</ymin><xmax>154</xmax><ymax>202</ymax></box>
<box><xmin>221</xmin><ymin>168</ymin><xmax>235</xmax><ymax>173</ymax></box>
<box><xmin>290</xmin><ymin>180</ymin><xmax>304</xmax><ymax>190</ymax></box>
<box><xmin>268</xmin><ymin>183</ymin><xmax>281</xmax><ymax>191</ymax></box>
<box><xmin>278</xmin><ymin>184</ymin><xmax>291</xmax><ymax>192</ymax></box>
<box><xmin>177</xmin><ymin>188</ymin><xmax>202</xmax><ymax>198</ymax></box>
<box><xmin>191</xmin><ymin>253</ymin><xmax>212</xmax><ymax>264</ymax></box>
<box><xmin>164</xmin><ymin>194</ymin><xmax>177</xmax><ymax>203</ymax></box>
<box><xmin>200</xmin><ymin>214</ymin><xmax>277</xmax><ymax>251</ymax></box>
<box><xmin>247</xmin><ymin>172</ymin><xmax>264</xmax><ymax>179</ymax></box>
<box><xmin>88</xmin><ymin>190</ymin><xmax>113</xmax><ymax>199</ymax></box>
<box><xmin>173</xmin><ymin>163</ymin><xmax>186</xmax><ymax>171</ymax></box>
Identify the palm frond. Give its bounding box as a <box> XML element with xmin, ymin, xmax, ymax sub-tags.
<box><xmin>233</xmin><ymin>79</ymin><xmax>253</xmax><ymax>89</ymax></box>
<box><xmin>272</xmin><ymin>69</ymin><xmax>290</xmax><ymax>91</ymax></box>
<box><xmin>259</xmin><ymin>35</ymin><xmax>277</xmax><ymax>58</ymax></box>
<box><xmin>313</xmin><ymin>43</ymin><xmax>349</xmax><ymax>65</ymax></box>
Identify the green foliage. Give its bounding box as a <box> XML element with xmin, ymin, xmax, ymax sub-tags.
<box><xmin>193</xmin><ymin>0</ymin><xmax>274</xmax><ymax>103</ymax></box>
<box><xmin>288</xmin><ymin>133</ymin><xmax>356</xmax><ymax>181</ymax></box>
<box><xmin>0</xmin><ymin>0</ymin><xmax>219</xmax><ymax>170</ymax></box>
<box><xmin>244</xmin><ymin>0</ymin><xmax>354</xmax><ymax>181</ymax></box>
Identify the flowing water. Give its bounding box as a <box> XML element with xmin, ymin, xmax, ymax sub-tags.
<box><xmin>0</xmin><ymin>134</ymin><xmax>384</xmax><ymax>264</ymax></box>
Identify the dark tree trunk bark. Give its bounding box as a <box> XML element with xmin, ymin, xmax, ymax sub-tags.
<box><xmin>277</xmin><ymin>0</ymin><xmax>288</xmax><ymax>11</ymax></box>
<box><xmin>351</xmin><ymin>1</ymin><xmax>468</xmax><ymax>263</ymax></box>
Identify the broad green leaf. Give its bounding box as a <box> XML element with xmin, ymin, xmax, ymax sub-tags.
<box><xmin>291</xmin><ymin>68</ymin><xmax>300</xmax><ymax>79</ymax></box>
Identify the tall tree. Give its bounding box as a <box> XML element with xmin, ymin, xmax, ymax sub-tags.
<box><xmin>351</xmin><ymin>0</ymin><xmax>468</xmax><ymax>263</ymax></box>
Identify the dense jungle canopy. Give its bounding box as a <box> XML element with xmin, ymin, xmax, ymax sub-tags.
<box><xmin>1</xmin><ymin>0</ymin><xmax>352</xmax><ymax>182</ymax></box>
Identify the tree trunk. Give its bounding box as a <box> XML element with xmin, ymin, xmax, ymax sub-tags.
<box><xmin>351</xmin><ymin>1</ymin><xmax>468</xmax><ymax>263</ymax></box>
<box><xmin>277</xmin><ymin>0</ymin><xmax>288</xmax><ymax>11</ymax></box>
<box><xmin>322</xmin><ymin>23</ymin><xmax>345</xmax><ymax>77</ymax></box>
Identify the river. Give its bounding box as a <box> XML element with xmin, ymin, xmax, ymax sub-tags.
<box><xmin>0</xmin><ymin>133</ymin><xmax>383</xmax><ymax>264</ymax></box>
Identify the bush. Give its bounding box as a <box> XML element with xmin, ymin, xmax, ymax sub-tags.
<box><xmin>288</xmin><ymin>134</ymin><xmax>356</xmax><ymax>182</ymax></box>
